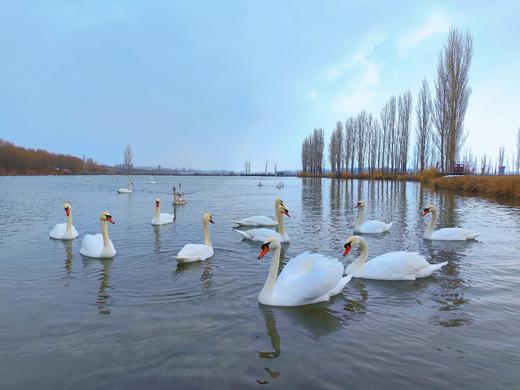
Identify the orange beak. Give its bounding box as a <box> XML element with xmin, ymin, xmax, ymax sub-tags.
<box><xmin>421</xmin><ymin>209</ymin><xmax>429</xmax><ymax>217</ymax></box>
<box><xmin>258</xmin><ymin>246</ymin><xmax>269</xmax><ymax>259</ymax></box>
<box><xmin>283</xmin><ymin>208</ymin><xmax>290</xmax><ymax>217</ymax></box>
<box><xmin>107</xmin><ymin>216</ymin><xmax>115</xmax><ymax>224</ymax></box>
<box><xmin>156</xmin><ymin>200</ymin><xmax>160</xmax><ymax>208</ymax></box>
<box><xmin>65</xmin><ymin>208</ymin><xmax>70</xmax><ymax>216</ymax></box>
<box><xmin>343</xmin><ymin>245</ymin><xmax>351</xmax><ymax>257</ymax></box>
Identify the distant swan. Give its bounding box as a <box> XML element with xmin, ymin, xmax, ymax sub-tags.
<box><xmin>256</xmin><ymin>237</ymin><xmax>352</xmax><ymax>306</ymax></box>
<box><xmin>175</xmin><ymin>213</ymin><xmax>214</xmax><ymax>263</ymax></box>
<box><xmin>233</xmin><ymin>197</ymin><xmax>283</xmax><ymax>227</ymax></box>
<box><xmin>173</xmin><ymin>186</ymin><xmax>187</xmax><ymax>205</ymax></box>
<box><xmin>422</xmin><ymin>204</ymin><xmax>479</xmax><ymax>241</ymax></box>
<box><xmin>49</xmin><ymin>202</ymin><xmax>79</xmax><ymax>240</ymax></box>
<box><xmin>118</xmin><ymin>180</ymin><xmax>133</xmax><ymax>194</ymax></box>
<box><xmin>342</xmin><ymin>235</ymin><xmax>447</xmax><ymax>280</ymax></box>
<box><xmin>151</xmin><ymin>198</ymin><xmax>174</xmax><ymax>225</ymax></box>
<box><xmin>353</xmin><ymin>201</ymin><xmax>393</xmax><ymax>233</ymax></box>
<box><xmin>80</xmin><ymin>212</ymin><xmax>116</xmax><ymax>258</ymax></box>
<box><xmin>235</xmin><ymin>204</ymin><xmax>290</xmax><ymax>242</ymax></box>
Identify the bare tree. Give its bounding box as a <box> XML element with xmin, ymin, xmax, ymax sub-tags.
<box><xmin>480</xmin><ymin>154</ymin><xmax>487</xmax><ymax>175</ymax></box>
<box><xmin>328</xmin><ymin>122</ymin><xmax>343</xmax><ymax>173</ymax></box>
<box><xmin>415</xmin><ymin>79</ymin><xmax>433</xmax><ymax>171</ymax></box>
<box><xmin>123</xmin><ymin>145</ymin><xmax>134</xmax><ymax>175</ymax></box>
<box><xmin>345</xmin><ymin>117</ymin><xmax>356</xmax><ymax>174</ymax></box>
<box><xmin>398</xmin><ymin>91</ymin><xmax>412</xmax><ymax>173</ymax></box>
<box><xmin>498</xmin><ymin>146</ymin><xmax>505</xmax><ymax>174</ymax></box>
<box><xmin>434</xmin><ymin>27</ymin><xmax>473</xmax><ymax>173</ymax></box>
<box><xmin>516</xmin><ymin>127</ymin><xmax>520</xmax><ymax>173</ymax></box>
<box><xmin>381</xmin><ymin>96</ymin><xmax>397</xmax><ymax>173</ymax></box>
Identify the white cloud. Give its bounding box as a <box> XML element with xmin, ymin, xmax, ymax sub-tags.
<box><xmin>306</xmin><ymin>90</ymin><xmax>318</xmax><ymax>100</ymax></box>
<box><xmin>397</xmin><ymin>12</ymin><xmax>451</xmax><ymax>57</ymax></box>
<box><xmin>321</xmin><ymin>32</ymin><xmax>387</xmax><ymax>116</ymax></box>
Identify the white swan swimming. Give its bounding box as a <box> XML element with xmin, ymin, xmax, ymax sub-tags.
<box><xmin>173</xmin><ymin>186</ymin><xmax>187</xmax><ymax>205</ymax></box>
<box><xmin>233</xmin><ymin>197</ymin><xmax>284</xmax><ymax>227</ymax></box>
<box><xmin>151</xmin><ymin>198</ymin><xmax>174</xmax><ymax>225</ymax></box>
<box><xmin>353</xmin><ymin>201</ymin><xmax>393</xmax><ymax>233</ymax></box>
<box><xmin>49</xmin><ymin>202</ymin><xmax>79</xmax><ymax>240</ymax></box>
<box><xmin>175</xmin><ymin>213</ymin><xmax>215</xmax><ymax>263</ymax></box>
<box><xmin>118</xmin><ymin>180</ymin><xmax>133</xmax><ymax>194</ymax></box>
<box><xmin>342</xmin><ymin>235</ymin><xmax>447</xmax><ymax>280</ymax></box>
<box><xmin>80</xmin><ymin>212</ymin><xmax>116</xmax><ymax>258</ymax></box>
<box><xmin>235</xmin><ymin>204</ymin><xmax>290</xmax><ymax>242</ymax></box>
<box><xmin>256</xmin><ymin>237</ymin><xmax>352</xmax><ymax>306</ymax></box>
<box><xmin>422</xmin><ymin>204</ymin><xmax>479</xmax><ymax>241</ymax></box>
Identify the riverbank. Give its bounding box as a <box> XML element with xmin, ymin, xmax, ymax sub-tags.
<box><xmin>298</xmin><ymin>170</ymin><xmax>520</xmax><ymax>200</ymax></box>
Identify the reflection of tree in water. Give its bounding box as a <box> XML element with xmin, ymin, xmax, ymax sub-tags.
<box><xmin>301</xmin><ymin>178</ymin><xmax>323</xmax><ymax>234</ymax></box>
<box><xmin>96</xmin><ymin>259</ymin><xmax>113</xmax><ymax>315</ymax></box>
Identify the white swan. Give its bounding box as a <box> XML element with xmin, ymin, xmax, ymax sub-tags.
<box><xmin>175</xmin><ymin>213</ymin><xmax>215</xmax><ymax>263</ymax></box>
<box><xmin>151</xmin><ymin>198</ymin><xmax>174</xmax><ymax>225</ymax></box>
<box><xmin>342</xmin><ymin>235</ymin><xmax>447</xmax><ymax>280</ymax></box>
<box><xmin>235</xmin><ymin>204</ymin><xmax>290</xmax><ymax>242</ymax></box>
<box><xmin>173</xmin><ymin>186</ymin><xmax>187</xmax><ymax>205</ymax></box>
<box><xmin>256</xmin><ymin>237</ymin><xmax>352</xmax><ymax>306</ymax></box>
<box><xmin>353</xmin><ymin>201</ymin><xmax>393</xmax><ymax>233</ymax></box>
<box><xmin>49</xmin><ymin>202</ymin><xmax>79</xmax><ymax>240</ymax></box>
<box><xmin>117</xmin><ymin>180</ymin><xmax>133</xmax><ymax>194</ymax></box>
<box><xmin>422</xmin><ymin>204</ymin><xmax>479</xmax><ymax>241</ymax></box>
<box><xmin>80</xmin><ymin>212</ymin><xmax>116</xmax><ymax>258</ymax></box>
<box><xmin>233</xmin><ymin>197</ymin><xmax>284</xmax><ymax>227</ymax></box>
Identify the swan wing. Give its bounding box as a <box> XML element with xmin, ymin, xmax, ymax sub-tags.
<box><xmin>431</xmin><ymin>228</ymin><xmax>478</xmax><ymax>241</ymax></box>
<box><xmin>355</xmin><ymin>220</ymin><xmax>391</xmax><ymax>233</ymax></box>
<box><xmin>235</xmin><ymin>228</ymin><xmax>282</xmax><ymax>242</ymax></box>
<box><xmin>276</xmin><ymin>253</ymin><xmax>344</xmax><ymax>304</ymax></box>
<box><xmin>361</xmin><ymin>251</ymin><xmax>431</xmax><ymax>280</ymax></box>
<box><xmin>80</xmin><ymin>234</ymin><xmax>104</xmax><ymax>257</ymax></box>
<box><xmin>176</xmin><ymin>244</ymin><xmax>214</xmax><ymax>262</ymax></box>
<box><xmin>49</xmin><ymin>223</ymin><xmax>67</xmax><ymax>239</ymax></box>
<box><xmin>233</xmin><ymin>216</ymin><xmax>277</xmax><ymax>226</ymax></box>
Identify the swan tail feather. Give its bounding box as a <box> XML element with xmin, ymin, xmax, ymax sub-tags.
<box><xmin>235</xmin><ymin>229</ymin><xmax>250</xmax><ymax>240</ymax></box>
<box><xmin>419</xmin><ymin>261</ymin><xmax>448</xmax><ymax>277</ymax></box>
<box><xmin>467</xmin><ymin>232</ymin><xmax>480</xmax><ymax>240</ymax></box>
<box><xmin>385</xmin><ymin>222</ymin><xmax>394</xmax><ymax>231</ymax></box>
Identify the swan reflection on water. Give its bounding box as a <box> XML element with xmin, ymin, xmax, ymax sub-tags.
<box><xmin>81</xmin><ymin>256</ymin><xmax>114</xmax><ymax>315</ymax></box>
<box><xmin>61</xmin><ymin>240</ymin><xmax>74</xmax><ymax>278</ymax></box>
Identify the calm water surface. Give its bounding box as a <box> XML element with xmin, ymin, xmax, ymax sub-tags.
<box><xmin>1</xmin><ymin>176</ymin><xmax>519</xmax><ymax>389</ymax></box>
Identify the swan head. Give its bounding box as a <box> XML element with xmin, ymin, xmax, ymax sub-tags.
<box><xmin>422</xmin><ymin>204</ymin><xmax>436</xmax><ymax>217</ymax></box>
<box><xmin>342</xmin><ymin>235</ymin><xmax>363</xmax><ymax>257</ymax></box>
<box><xmin>275</xmin><ymin>197</ymin><xmax>284</xmax><ymax>207</ymax></box>
<box><xmin>258</xmin><ymin>237</ymin><xmax>281</xmax><ymax>259</ymax></box>
<box><xmin>63</xmin><ymin>202</ymin><xmax>71</xmax><ymax>216</ymax></box>
<box><xmin>155</xmin><ymin>198</ymin><xmax>160</xmax><ymax>208</ymax></box>
<box><xmin>355</xmin><ymin>201</ymin><xmax>365</xmax><ymax>209</ymax></box>
<box><xmin>277</xmin><ymin>204</ymin><xmax>290</xmax><ymax>217</ymax></box>
<box><xmin>100</xmin><ymin>211</ymin><xmax>115</xmax><ymax>224</ymax></box>
<box><xmin>202</xmin><ymin>213</ymin><xmax>214</xmax><ymax>224</ymax></box>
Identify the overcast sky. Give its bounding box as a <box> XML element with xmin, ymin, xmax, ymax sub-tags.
<box><xmin>1</xmin><ymin>0</ymin><xmax>519</xmax><ymax>171</ymax></box>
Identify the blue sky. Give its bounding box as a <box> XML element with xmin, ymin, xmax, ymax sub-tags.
<box><xmin>0</xmin><ymin>0</ymin><xmax>519</xmax><ymax>170</ymax></box>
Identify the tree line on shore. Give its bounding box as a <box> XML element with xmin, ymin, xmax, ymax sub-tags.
<box><xmin>301</xmin><ymin>27</ymin><xmax>518</xmax><ymax>177</ymax></box>
<box><xmin>0</xmin><ymin>139</ymin><xmax>106</xmax><ymax>175</ymax></box>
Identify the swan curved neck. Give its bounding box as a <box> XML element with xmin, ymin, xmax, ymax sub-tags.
<box><xmin>203</xmin><ymin>220</ymin><xmax>212</xmax><ymax>247</ymax></box>
<box><xmin>100</xmin><ymin>220</ymin><xmax>110</xmax><ymax>249</ymax></box>
<box><xmin>260</xmin><ymin>246</ymin><xmax>281</xmax><ymax>299</ymax></box>
<box><xmin>155</xmin><ymin>205</ymin><xmax>160</xmax><ymax>219</ymax></box>
<box><xmin>347</xmin><ymin>239</ymin><xmax>369</xmax><ymax>274</ymax></box>
<box><xmin>355</xmin><ymin>206</ymin><xmax>365</xmax><ymax>228</ymax></box>
<box><xmin>276</xmin><ymin>209</ymin><xmax>286</xmax><ymax>237</ymax></box>
<box><xmin>426</xmin><ymin>210</ymin><xmax>437</xmax><ymax>235</ymax></box>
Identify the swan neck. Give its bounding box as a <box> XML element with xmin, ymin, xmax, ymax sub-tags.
<box><xmin>348</xmin><ymin>238</ymin><xmax>369</xmax><ymax>273</ymax></box>
<box><xmin>427</xmin><ymin>209</ymin><xmax>436</xmax><ymax>234</ymax></box>
<box><xmin>277</xmin><ymin>211</ymin><xmax>286</xmax><ymax>236</ymax></box>
<box><xmin>155</xmin><ymin>205</ymin><xmax>160</xmax><ymax>219</ymax></box>
<box><xmin>203</xmin><ymin>219</ymin><xmax>212</xmax><ymax>247</ymax></box>
<box><xmin>100</xmin><ymin>220</ymin><xmax>110</xmax><ymax>248</ymax></box>
<box><xmin>261</xmin><ymin>246</ymin><xmax>281</xmax><ymax>298</ymax></box>
<box><xmin>65</xmin><ymin>213</ymin><xmax>72</xmax><ymax>234</ymax></box>
<box><xmin>355</xmin><ymin>206</ymin><xmax>365</xmax><ymax>228</ymax></box>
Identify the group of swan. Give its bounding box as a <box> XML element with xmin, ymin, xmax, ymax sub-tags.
<box><xmin>49</xmin><ymin>195</ymin><xmax>478</xmax><ymax>307</ymax></box>
<box><xmin>230</xmin><ymin>198</ymin><xmax>478</xmax><ymax>307</ymax></box>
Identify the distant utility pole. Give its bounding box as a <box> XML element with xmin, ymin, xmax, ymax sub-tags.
<box><xmin>265</xmin><ymin>160</ymin><xmax>268</xmax><ymax>174</ymax></box>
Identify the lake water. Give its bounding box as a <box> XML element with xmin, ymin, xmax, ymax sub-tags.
<box><xmin>1</xmin><ymin>175</ymin><xmax>519</xmax><ymax>389</ymax></box>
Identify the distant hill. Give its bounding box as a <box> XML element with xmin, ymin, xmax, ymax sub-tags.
<box><xmin>0</xmin><ymin>139</ymin><xmax>107</xmax><ymax>175</ymax></box>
